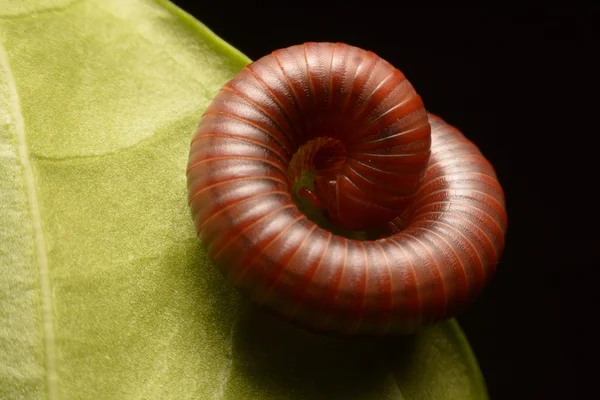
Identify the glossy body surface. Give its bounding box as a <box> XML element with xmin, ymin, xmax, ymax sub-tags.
<box><xmin>186</xmin><ymin>43</ymin><xmax>507</xmax><ymax>335</ymax></box>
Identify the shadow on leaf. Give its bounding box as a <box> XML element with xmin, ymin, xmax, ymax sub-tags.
<box><xmin>224</xmin><ymin>302</ymin><xmax>418</xmax><ymax>399</ymax></box>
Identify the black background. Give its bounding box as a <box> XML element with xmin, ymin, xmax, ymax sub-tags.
<box><xmin>171</xmin><ymin>2</ymin><xmax>588</xmax><ymax>399</ymax></box>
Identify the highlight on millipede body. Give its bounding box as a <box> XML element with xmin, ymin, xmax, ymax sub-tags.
<box><xmin>186</xmin><ymin>42</ymin><xmax>507</xmax><ymax>336</ymax></box>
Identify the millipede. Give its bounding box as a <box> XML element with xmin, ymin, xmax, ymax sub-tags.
<box><xmin>186</xmin><ymin>42</ymin><xmax>507</xmax><ymax>335</ymax></box>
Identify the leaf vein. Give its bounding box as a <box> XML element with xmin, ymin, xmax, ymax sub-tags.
<box><xmin>0</xmin><ymin>42</ymin><xmax>58</xmax><ymax>399</ymax></box>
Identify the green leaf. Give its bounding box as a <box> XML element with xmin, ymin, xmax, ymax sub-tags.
<box><xmin>0</xmin><ymin>1</ymin><xmax>489</xmax><ymax>398</ymax></box>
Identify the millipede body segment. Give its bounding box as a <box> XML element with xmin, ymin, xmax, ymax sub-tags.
<box><xmin>186</xmin><ymin>42</ymin><xmax>507</xmax><ymax>335</ymax></box>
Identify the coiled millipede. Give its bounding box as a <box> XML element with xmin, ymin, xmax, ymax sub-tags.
<box><xmin>186</xmin><ymin>42</ymin><xmax>507</xmax><ymax>335</ymax></box>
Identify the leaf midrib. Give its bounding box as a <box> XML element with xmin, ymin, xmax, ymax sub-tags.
<box><xmin>0</xmin><ymin>42</ymin><xmax>58</xmax><ymax>399</ymax></box>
